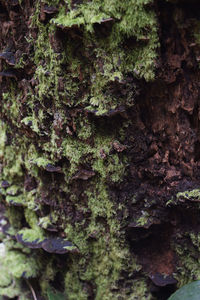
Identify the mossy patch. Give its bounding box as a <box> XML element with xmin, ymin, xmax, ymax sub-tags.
<box><xmin>0</xmin><ymin>0</ymin><xmax>160</xmax><ymax>299</ymax></box>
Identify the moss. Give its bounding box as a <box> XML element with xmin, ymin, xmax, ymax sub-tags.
<box><xmin>126</xmin><ymin>279</ymin><xmax>153</xmax><ymax>300</ymax></box>
<box><xmin>173</xmin><ymin>242</ymin><xmax>200</xmax><ymax>287</ymax></box>
<box><xmin>0</xmin><ymin>0</ymin><xmax>161</xmax><ymax>298</ymax></box>
<box><xmin>38</xmin><ymin>213</ymin><xmax>58</xmax><ymax>230</ymax></box>
<box><xmin>48</xmin><ymin>0</ymin><xmax>159</xmax><ymax>116</ymax></box>
<box><xmin>92</xmin><ymin>134</ymin><xmax>127</xmax><ymax>183</ymax></box>
<box><xmin>17</xmin><ymin>228</ymin><xmax>45</xmax><ymax>243</ymax></box>
<box><xmin>5</xmin><ymin>207</ymin><xmax>23</xmax><ymax>235</ymax></box>
<box><xmin>2</xmin><ymin>84</ymin><xmax>23</xmax><ymax>126</ymax></box>
<box><xmin>135</xmin><ymin>211</ymin><xmax>150</xmax><ymax>227</ymax></box>
<box><xmin>6</xmin><ymin>194</ymin><xmax>25</xmax><ymax>206</ymax></box>
<box><xmin>4</xmin><ymin>250</ymin><xmax>39</xmax><ymax>278</ymax></box>
<box><xmin>63</xmin><ymin>178</ymin><xmax>143</xmax><ymax>299</ymax></box>
<box><xmin>21</xmin><ymin>116</ymin><xmax>40</xmax><ymax>134</ymax></box>
<box><xmin>52</xmin><ymin>0</ymin><xmax>159</xmax><ymax>82</ymax></box>
<box><xmin>0</xmin><ymin>278</ymin><xmax>22</xmax><ymax>299</ymax></box>
<box><xmin>62</xmin><ymin>137</ymin><xmax>93</xmax><ymax>177</ymax></box>
<box><xmin>168</xmin><ymin>189</ymin><xmax>200</xmax><ymax>288</ymax></box>
<box><xmin>166</xmin><ymin>189</ymin><xmax>200</xmax><ymax>206</ymax></box>
<box><xmin>24</xmin><ymin>209</ymin><xmax>40</xmax><ymax>229</ymax></box>
<box><xmin>40</xmin><ymin>259</ymin><xmax>56</xmax><ymax>294</ymax></box>
<box><xmin>6</xmin><ymin>185</ymin><xmax>20</xmax><ymax>195</ymax></box>
<box><xmin>176</xmin><ymin>189</ymin><xmax>200</xmax><ymax>201</ymax></box>
<box><xmin>76</xmin><ymin>118</ymin><xmax>94</xmax><ymax>140</ymax></box>
<box><xmin>0</xmin><ymin>243</ymin><xmax>40</xmax><ymax>298</ymax></box>
<box><xmin>65</xmin><ymin>269</ymin><xmax>88</xmax><ymax>300</ymax></box>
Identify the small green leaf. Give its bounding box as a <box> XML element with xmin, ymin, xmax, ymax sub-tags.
<box><xmin>168</xmin><ymin>281</ymin><xmax>200</xmax><ymax>300</ymax></box>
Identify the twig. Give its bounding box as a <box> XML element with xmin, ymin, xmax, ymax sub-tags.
<box><xmin>26</xmin><ymin>279</ymin><xmax>38</xmax><ymax>300</ymax></box>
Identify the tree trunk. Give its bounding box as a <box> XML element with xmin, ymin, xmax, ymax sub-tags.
<box><xmin>0</xmin><ymin>0</ymin><xmax>200</xmax><ymax>299</ymax></box>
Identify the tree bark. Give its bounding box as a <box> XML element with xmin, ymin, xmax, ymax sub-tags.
<box><xmin>0</xmin><ymin>0</ymin><xmax>200</xmax><ymax>299</ymax></box>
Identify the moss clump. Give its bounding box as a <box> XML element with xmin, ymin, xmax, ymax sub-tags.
<box><xmin>0</xmin><ymin>239</ymin><xmax>41</xmax><ymax>299</ymax></box>
<box><xmin>62</xmin><ymin>178</ymin><xmax>144</xmax><ymax>299</ymax></box>
<box><xmin>166</xmin><ymin>189</ymin><xmax>200</xmax><ymax>206</ymax></box>
<box><xmin>52</xmin><ymin>0</ymin><xmax>159</xmax><ymax>82</ymax></box>
<box><xmin>173</xmin><ymin>236</ymin><xmax>200</xmax><ymax>287</ymax></box>
<box><xmin>176</xmin><ymin>189</ymin><xmax>200</xmax><ymax>201</ymax></box>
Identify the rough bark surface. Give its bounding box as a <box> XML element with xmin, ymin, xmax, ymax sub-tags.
<box><xmin>0</xmin><ymin>0</ymin><xmax>200</xmax><ymax>299</ymax></box>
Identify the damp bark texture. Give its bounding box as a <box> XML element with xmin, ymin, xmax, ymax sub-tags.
<box><xmin>0</xmin><ymin>0</ymin><xmax>200</xmax><ymax>299</ymax></box>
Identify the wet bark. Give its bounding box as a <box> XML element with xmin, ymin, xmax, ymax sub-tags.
<box><xmin>0</xmin><ymin>0</ymin><xmax>200</xmax><ymax>299</ymax></box>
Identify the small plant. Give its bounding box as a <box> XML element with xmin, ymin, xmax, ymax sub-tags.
<box><xmin>168</xmin><ymin>281</ymin><xmax>200</xmax><ymax>300</ymax></box>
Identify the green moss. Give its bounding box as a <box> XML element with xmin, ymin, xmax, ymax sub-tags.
<box><xmin>173</xmin><ymin>242</ymin><xmax>200</xmax><ymax>287</ymax></box>
<box><xmin>0</xmin><ymin>0</ymin><xmax>161</xmax><ymax>298</ymax></box>
<box><xmin>0</xmin><ymin>278</ymin><xmax>22</xmax><ymax>299</ymax></box>
<box><xmin>126</xmin><ymin>279</ymin><xmax>152</xmax><ymax>300</ymax></box>
<box><xmin>12</xmin><ymin>209</ymin><xmax>45</xmax><ymax>246</ymax></box>
<box><xmin>21</xmin><ymin>117</ymin><xmax>40</xmax><ymax>134</ymax></box>
<box><xmin>65</xmin><ymin>269</ymin><xmax>88</xmax><ymax>300</ymax></box>
<box><xmin>52</xmin><ymin>0</ymin><xmax>159</xmax><ymax>82</ymax></box>
<box><xmin>62</xmin><ymin>137</ymin><xmax>93</xmax><ymax>177</ymax></box>
<box><xmin>62</xmin><ymin>178</ymin><xmax>143</xmax><ymax>299</ymax></box>
<box><xmin>135</xmin><ymin>211</ymin><xmax>150</xmax><ymax>227</ymax></box>
<box><xmin>17</xmin><ymin>228</ymin><xmax>45</xmax><ymax>244</ymax></box>
<box><xmin>2</xmin><ymin>84</ymin><xmax>23</xmax><ymax>126</ymax></box>
<box><xmin>6</xmin><ymin>195</ymin><xmax>25</xmax><ymax>206</ymax></box>
<box><xmin>0</xmin><ymin>244</ymin><xmax>40</xmax><ymax>297</ymax></box>
<box><xmin>4</xmin><ymin>250</ymin><xmax>39</xmax><ymax>278</ymax></box>
<box><xmin>24</xmin><ymin>209</ymin><xmax>40</xmax><ymax>229</ymax></box>
<box><xmin>38</xmin><ymin>213</ymin><xmax>58</xmax><ymax>230</ymax></box>
<box><xmin>6</xmin><ymin>185</ymin><xmax>20</xmax><ymax>196</ymax></box>
<box><xmin>5</xmin><ymin>207</ymin><xmax>22</xmax><ymax>233</ymax></box>
<box><xmin>166</xmin><ymin>189</ymin><xmax>200</xmax><ymax>206</ymax></box>
<box><xmin>177</xmin><ymin>189</ymin><xmax>200</xmax><ymax>201</ymax></box>
<box><xmin>52</xmin><ymin>7</ymin><xmax>85</xmax><ymax>28</ymax></box>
